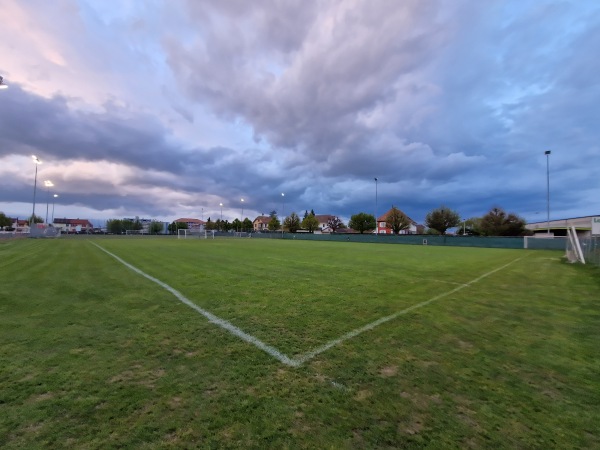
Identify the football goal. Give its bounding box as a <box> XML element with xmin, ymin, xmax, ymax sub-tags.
<box><xmin>566</xmin><ymin>226</ymin><xmax>585</xmax><ymax>264</ymax></box>
<box><xmin>177</xmin><ymin>229</ymin><xmax>215</xmax><ymax>239</ymax></box>
<box><xmin>125</xmin><ymin>229</ymin><xmax>146</xmax><ymax>236</ymax></box>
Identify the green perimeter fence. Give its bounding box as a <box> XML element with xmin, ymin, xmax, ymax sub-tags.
<box><xmin>254</xmin><ymin>232</ymin><xmax>568</xmax><ymax>251</ymax></box>
<box><xmin>580</xmin><ymin>237</ymin><xmax>600</xmax><ymax>266</ymax></box>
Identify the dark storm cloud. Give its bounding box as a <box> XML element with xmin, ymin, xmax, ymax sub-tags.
<box><xmin>0</xmin><ymin>86</ymin><xmax>191</xmax><ymax>172</ymax></box>
<box><xmin>2</xmin><ymin>1</ymin><xmax>599</xmax><ymax>225</ymax></box>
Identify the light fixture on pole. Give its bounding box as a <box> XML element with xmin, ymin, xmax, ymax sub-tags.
<box><xmin>462</xmin><ymin>218</ymin><xmax>466</xmax><ymax>236</ymax></box>
<box><xmin>44</xmin><ymin>180</ymin><xmax>54</xmax><ymax>224</ymax></box>
<box><xmin>240</xmin><ymin>198</ymin><xmax>244</xmax><ymax>232</ymax></box>
<box><xmin>374</xmin><ymin>177</ymin><xmax>378</xmax><ymax>234</ymax></box>
<box><xmin>52</xmin><ymin>194</ymin><xmax>59</xmax><ymax>224</ymax></box>
<box><xmin>545</xmin><ymin>150</ymin><xmax>551</xmax><ymax>235</ymax></box>
<box><xmin>281</xmin><ymin>193</ymin><xmax>285</xmax><ymax>236</ymax></box>
<box><xmin>0</xmin><ymin>76</ymin><xmax>7</xmax><ymax>90</ymax></box>
<box><xmin>219</xmin><ymin>203</ymin><xmax>223</xmax><ymax>221</ymax></box>
<box><xmin>31</xmin><ymin>155</ymin><xmax>42</xmax><ymax>226</ymax></box>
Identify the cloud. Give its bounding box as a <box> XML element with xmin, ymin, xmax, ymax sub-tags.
<box><xmin>1</xmin><ymin>0</ymin><xmax>599</xmax><ymax>226</ymax></box>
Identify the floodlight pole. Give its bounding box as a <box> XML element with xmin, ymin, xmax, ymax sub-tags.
<box><xmin>240</xmin><ymin>198</ymin><xmax>244</xmax><ymax>232</ymax></box>
<box><xmin>52</xmin><ymin>194</ymin><xmax>58</xmax><ymax>223</ymax></box>
<box><xmin>281</xmin><ymin>193</ymin><xmax>285</xmax><ymax>237</ymax></box>
<box><xmin>219</xmin><ymin>203</ymin><xmax>223</xmax><ymax>221</ymax></box>
<box><xmin>545</xmin><ymin>150</ymin><xmax>551</xmax><ymax>235</ymax></box>
<box><xmin>44</xmin><ymin>180</ymin><xmax>53</xmax><ymax>224</ymax></box>
<box><xmin>374</xmin><ymin>177</ymin><xmax>378</xmax><ymax>234</ymax></box>
<box><xmin>31</xmin><ymin>155</ymin><xmax>42</xmax><ymax>226</ymax></box>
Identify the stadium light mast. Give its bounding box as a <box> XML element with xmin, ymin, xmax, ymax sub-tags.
<box><xmin>545</xmin><ymin>150</ymin><xmax>551</xmax><ymax>235</ymax></box>
<box><xmin>281</xmin><ymin>193</ymin><xmax>285</xmax><ymax>237</ymax></box>
<box><xmin>44</xmin><ymin>180</ymin><xmax>54</xmax><ymax>224</ymax></box>
<box><xmin>31</xmin><ymin>155</ymin><xmax>42</xmax><ymax>226</ymax></box>
<box><xmin>219</xmin><ymin>203</ymin><xmax>223</xmax><ymax>221</ymax></box>
<box><xmin>0</xmin><ymin>76</ymin><xmax>7</xmax><ymax>90</ymax></box>
<box><xmin>374</xmin><ymin>177</ymin><xmax>378</xmax><ymax>234</ymax></box>
<box><xmin>240</xmin><ymin>198</ymin><xmax>244</xmax><ymax>232</ymax></box>
<box><xmin>52</xmin><ymin>194</ymin><xmax>59</xmax><ymax>224</ymax></box>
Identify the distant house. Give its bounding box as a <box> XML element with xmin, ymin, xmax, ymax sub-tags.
<box><xmin>314</xmin><ymin>214</ymin><xmax>338</xmax><ymax>233</ymax></box>
<box><xmin>376</xmin><ymin>208</ymin><xmax>418</xmax><ymax>234</ymax></box>
<box><xmin>174</xmin><ymin>218</ymin><xmax>205</xmax><ymax>231</ymax></box>
<box><xmin>8</xmin><ymin>218</ymin><xmax>29</xmax><ymax>232</ymax></box>
<box><xmin>53</xmin><ymin>218</ymin><xmax>94</xmax><ymax>234</ymax></box>
<box><xmin>253</xmin><ymin>216</ymin><xmax>271</xmax><ymax>232</ymax></box>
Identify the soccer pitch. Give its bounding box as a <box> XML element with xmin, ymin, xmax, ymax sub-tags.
<box><xmin>1</xmin><ymin>237</ymin><xmax>598</xmax><ymax>448</ymax></box>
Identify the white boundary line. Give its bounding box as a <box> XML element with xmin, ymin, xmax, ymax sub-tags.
<box><xmin>92</xmin><ymin>242</ymin><xmax>524</xmax><ymax>368</ymax></box>
<box><xmin>91</xmin><ymin>243</ymin><xmax>300</xmax><ymax>367</ymax></box>
<box><xmin>293</xmin><ymin>256</ymin><xmax>526</xmax><ymax>365</ymax></box>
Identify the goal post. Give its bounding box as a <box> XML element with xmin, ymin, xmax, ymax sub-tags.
<box><xmin>566</xmin><ymin>226</ymin><xmax>585</xmax><ymax>264</ymax></box>
<box><xmin>125</xmin><ymin>229</ymin><xmax>146</xmax><ymax>236</ymax></box>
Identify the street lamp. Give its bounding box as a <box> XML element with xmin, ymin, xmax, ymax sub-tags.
<box><xmin>374</xmin><ymin>177</ymin><xmax>378</xmax><ymax>234</ymax></box>
<box><xmin>0</xmin><ymin>76</ymin><xmax>7</xmax><ymax>90</ymax></box>
<box><xmin>44</xmin><ymin>180</ymin><xmax>54</xmax><ymax>224</ymax></box>
<box><xmin>31</xmin><ymin>155</ymin><xmax>42</xmax><ymax>226</ymax></box>
<box><xmin>219</xmin><ymin>203</ymin><xmax>223</xmax><ymax>221</ymax></box>
<box><xmin>52</xmin><ymin>194</ymin><xmax>59</xmax><ymax>224</ymax></box>
<box><xmin>545</xmin><ymin>150</ymin><xmax>551</xmax><ymax>235</ymax></box>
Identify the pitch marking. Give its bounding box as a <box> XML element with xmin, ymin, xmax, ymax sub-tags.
<box><xmin>92</xmin><ymin>242</ymin><xmax>523</xmax><ymax>368</ymax></box>
<box><xmin>91</xmin><ymin>243</ymin><xmax>300</xmax><ymax>367</ymax></box>
<box><xmin>293</xmin><ymin>256</ymin><xmax>525</xmax><ymax>365</ymax></box>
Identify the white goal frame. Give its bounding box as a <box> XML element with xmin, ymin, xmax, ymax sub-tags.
<box><xmin>177</xmin><ymin>229</ymin><xmax>214</xmax><ymax>239</ymax></box>
<box><xmin>566</xmin><ymin>226</ymin><xmax>586</xmax><ymax>264</ymax></box>
<box><xmin>125</xmin><ymin>229</ymin><xmax>146</xmax><ymax>236</ymax></box>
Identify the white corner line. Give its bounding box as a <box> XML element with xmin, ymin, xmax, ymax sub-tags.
<box><xmin>92</xmin><ymin>242</ymin><xmax>525</xmax><ymax>368</ymax></box>
<box><xmin>293</xmin><ymin>256</ymin><xmax>526</xmax><ymax>365</ymax></box>
<box><xmin>91</xmin><ymin>242</ymin><xmax>301</xmax><ymax>367</ymax></box>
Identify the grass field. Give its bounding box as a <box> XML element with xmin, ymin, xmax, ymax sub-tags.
<box><xmin>1</xmin><ymin>237</ymin><xmax>599</xmax><ymax>448</ymax></box>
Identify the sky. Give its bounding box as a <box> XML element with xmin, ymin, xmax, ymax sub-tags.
<box><xmin>1</xmin><ymin>0</ymin><xmax>599</xmax><ymax>227</ymax></box>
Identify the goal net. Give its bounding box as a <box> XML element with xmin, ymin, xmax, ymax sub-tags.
<box><xmin>177</xmin><ymin>229</ymin><xmax>215</xmax><ymax>239</ymax></box>
<box><xmin>125</xmin><ymin>229</ymin><xmax>146</xmax><ymax>236</ymax></box>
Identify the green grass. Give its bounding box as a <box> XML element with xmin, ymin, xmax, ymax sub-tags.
<box><xmin>1</xmin><ymin>237</ymin><xmax>598</xmax><ymax>448</ymax></box>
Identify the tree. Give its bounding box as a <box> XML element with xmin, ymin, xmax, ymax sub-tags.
<box><xmin>242</xmin><ymin>218</ymin><xmax>253</xmax><ymax>232</ymax></box>
<box><xmin>28</xmin><ymin>214</ymin><xmax>43</xmax><ymax>225</ymax></box>
<box><xmin>456</xmin><ymin>217</ymin><xmax>482</xmax><ymax>236</ymax></box>
<box><xmin>425</xmin><ymin>206</ymin><xmax>460</xmax><ymax>235</ymax></box>
<box><xmin>284</xmin><ymin>212</ymin><xmax>301</xmax><ymax>232</ymax></box>
<box><xmin>269</xmin><ymin>210</ymin><xmax>277</xmax><ymax>218</ymax></box>
<box><xmin>132</xmin><ymin>219</ymin><xmax>143</xmax><ymax>231</ymax></box>
<box><xmin>148</xmin><ymin>220</ymin><xmax>164</xmax><ymax>234</ymax></box>
<box><xmin>231</xmin><ymin>218</ymin><xmax>242</xmax><ymax>231</ymax></box>
<box><xmin>168</xmin><ymin>221</ymin><xmax>188</xmax><ymax>234</ymax></box>
<box><xmin>301</xmin><ymin>213</ymin><xmax>319</xmax><ymax>233</ymax></box>
<box><xmin>303</xmin><ymin>210</ymin><xmax>309</xmax><ymax>219</ymax></box>
<box><xmin>0</xmin><ymin>212</ymin><xmax>12</xmax><ymax>230</ymax></box>
<box><xmin>385</xmin><ymin>206</ymin><xmax>411</xmax><ymax>234</ymax></box>
<box><xmin>348</xmin><ymin>212</ymin><xmax>376</xmax><ymax>234</ymax></box>
<box><xmin>327</xmin><ymin>216</ymin><xmax>345</xmax><ymax>233</ymax></box>
<box><xmin>268</xmin><ymin>216</ymin><xmax>280</xmax><ymax>231</ymax></box>
<box><xmin>479</xmin><ymin>207</ymin><xmax>529</xmax><ymax>236</ymax></box>
<box><xmin>205</xmin><ymin>218</ymin><xmax>218</xmax><ymax>231</ymax></box>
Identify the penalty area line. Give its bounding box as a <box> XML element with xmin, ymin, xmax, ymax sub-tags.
<box><xmin>91</xmin><ymin>243</ymin><xmax>300</xmax><ymax>367</ymax></box>
<box><xmin>293</xmin><ymin>255</ymin><xmax>527</xmax><ymax>365</ymax></box>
